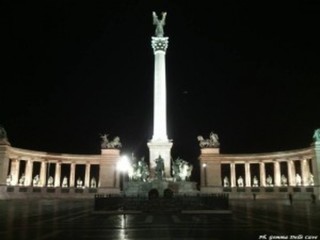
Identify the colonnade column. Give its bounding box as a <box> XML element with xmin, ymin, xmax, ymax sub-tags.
<box><xmin>245</xmin><ymin>162</ymin><xmax>251</xmax><ymax>187</ymax></box>
<box><xmin>40</xmin><ymin>161</ymin><xmax>47</xmax><ymax>187</ymax></box>
<box><xmin>85</xmin><ymin>163</ymin><xmax>90</xmax><ymax>188</ymax></box>
<box><xmin>287</xmin><ymin>160</ymin><xmax>295</xmax><ymax>186</ymax></box>
<box><xmin>10</xmin><ymin>159</ymin><xmax>20</xmax><ymax>185</ymax></box>
<box><xmin>274</xmin><ymin>161</ymin><xmax>281</xmax><ymax>186</ymax></box>
<box><xmin>230</xmin><ymin>163</ymin><xmax>236</xmax><ymax>187</ymax></box>
<box><xmin>25</xmin><ymin>160</ymin><xmax>33</xmax><ymax>186</ymax></box>
<box><xmin>54</xmin><ymin>162</ymin><xmax>61</xmax><ymax>187</ymax></box>
<box><xmin>69</xmin><ymin>163</ymin><xmax>75</xmax><ymax>187</ymax></box>
<box><xmin>260</xmin><ymin>162</ymin><xmax>266</xmax><ymax>187</ymax></box>
<box><xmin>301</xmin><ymin>159</ymin><xmax>310</xmax><ymax>186</ymax></box>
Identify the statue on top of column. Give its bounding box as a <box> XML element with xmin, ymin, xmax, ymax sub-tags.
<box><xmin>153</xmin><ymin>11</ymin><xmax>167</xmax><ymax>37</ymax></box>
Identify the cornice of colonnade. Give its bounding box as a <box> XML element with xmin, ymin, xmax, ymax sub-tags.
<box><xmin>200</xmin><ymin>146</ymin><xmax>314</xmax><ymax>162</ymax></box>
<box><xmin>6</xmin><ymin>146</ymin><xmax>102</xmax><ymax>161</ymax></box>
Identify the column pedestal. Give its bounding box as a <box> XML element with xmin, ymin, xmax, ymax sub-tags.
<box><xmin>148</xmin><ymin>140</ymin><xmax>173</xmax><ymax>178</ymax></box>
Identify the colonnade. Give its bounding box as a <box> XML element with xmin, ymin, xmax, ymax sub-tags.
<box><xmin>1</xmin><ymin>146</ymin><xmax>120</xmax><ymax>192</ymax></box>
<box><xmin>224</xmin><ymin>159</ymin><xmax>313</xmax><ymax>187</ymax></box>
<box><xmin>8</xmin><ymin>159</ymin><xmax>97</xmax><ymax>188</ymax></box>
<box><xmin>200</xmin><ymin>147</ymin><xmax>318</xmax><ymax>190</ymax></box>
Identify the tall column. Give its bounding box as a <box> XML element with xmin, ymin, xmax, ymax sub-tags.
<box><xmin>69</xmin><ymin>163</ymin><xmax>75</xmax><ymax>187</ymax></box>
<box><xmin>301</xmin><ymin>159</ymin><xmax>310</xmax><ymax>186</ymax></box>
<box><xmin>40</xmin><ymin>161</ymin><xmax>47</xmax><ymax>187</ymax></box>
<box><xmin>287</xmin><ymin>160</ymin><xmax>296</xmax><ymax>186</ymax></box>
<box><xmin>54</xmin><ymin>162</ymin><xmax>61</xmax><ymax>187</ymax></box>
<box><xmin>85</xmin><ymin>163</ymin><xmax>90</xmax><ymax>188</ymax></box>
<box><xmin>230</xmin><ymin>163</ymin><xmax>236</xmax><ymax>187</ymax></box>
<box><xmin>25</xmin><ymin>160</ymin><xmax>33</xmax><ymax>186</ymax></box>
<box><xmin>148</xmin><ymin>12</ymin><xmax>172</xmax><ymax>178</ymax></box>
<box><xmin>274</xmin><ymin>161</ymin><xmax>281</xmax><ymax>187</ymax></box>
<box><xmin>260</xmin><ymin>162</ymin><xmax>266</xmax><ymax>187</ymax></box>
<box><xmin>245</xmin><ymin>162</ymin><xmax>251</xmax><ymax>187</ymax></box>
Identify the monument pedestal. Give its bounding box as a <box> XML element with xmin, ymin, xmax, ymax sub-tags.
<box><xmin>147</xmin><ymin>140</ymin><xmax>173</xmax><ymax>178</ymax></box>
<box><xmin>123</xmin><ymin>179</ymin><xmax>199</xmax><ymax>197</ymax></box>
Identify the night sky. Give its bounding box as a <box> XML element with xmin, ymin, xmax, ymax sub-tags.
<box><xmin>2</xmin><ymin>1</ymin><xmax>320</xmax><ymax>179</ymax></box>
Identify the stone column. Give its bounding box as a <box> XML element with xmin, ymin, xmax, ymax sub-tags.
<box><xmin>85</xmin><ymin>163</ymin><xmax>90</xmax><ymax>188</ymax></box>
<box><xmin>69</xmin><ymin>163</ymin><xmax>75</xmax><ymax>187</ymax></box>
<box><xmin>287</xmin><ymin>160</ymin><xmax>296</xmax><ymax>186</ymax></box>
<box><xmin>301</xmin><ymin>159</ymin><xmax>310</xmax><ymax>186</ymax></box>
<box><xmin>274</xmin><ymin>161</ymin><xmax>281</xmax><ymax>187</ymax></box>
<box><xmin>312</xmin><ymin>139</ymin><xmax>320</xmax><ymax>199</ymax></box>
<box><xmin>25</xmin><ymin>160</ymin><xmax>33</xmax><ymax>186</ymax></box>
<box><xmin>40</xmin><ymin>161</ymin><xmax>47</xmax><ymax>187</ymax></box>
<box><xmin>10</xmin><ymin>159</ymin><xmax>20</xmax><ymax>185</ymax></box>
<box><xmin>54</xmin><ymin>162</ymin><xmax>61</xmax><ymax>187</ymax></box>
<box><xmin>259</xmin><ymin>162</ymin><xmax>266</xmax><ymax>187</ymax></box>
<box><xmin>148</xmin><ymin>35</ymin><xmax>173</xmax><ymax>178</ymax></box>
<box><xmin>230</xmin><ymin>163</ymin><xmax>236</xmax><ymax>187</ymax></box>
<box><xmin>245</xmin><ymin>162</ymin><xmax>251</xmax><ymax>187</ymax></box>
<box><xmin>0</xmin><ymin>144</ymin><xmax>10</xmax><ymax>185</ymax></box>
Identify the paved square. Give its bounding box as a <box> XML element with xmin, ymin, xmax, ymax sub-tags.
<box><xmin>0</xmin><ymin>199</ymin><xmax>319</xmax><ymax>240</ymax></box>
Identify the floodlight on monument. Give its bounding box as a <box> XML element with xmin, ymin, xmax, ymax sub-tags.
<box><xmin>117</xmin><ymin>155</ymin><xmax>131</xmax><ymax>172</ymax></box>
<box><xmin>202</xmin><ymin>163</ymin><xmax>207</xmax><ymax>168</ymax></box>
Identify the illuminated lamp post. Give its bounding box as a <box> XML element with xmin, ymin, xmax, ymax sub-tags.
<box><xmin>117</xmin><ymin>155</ymin><xmax>131</xmax><ymax>193</ymax></box>
<box><xmin>203</xmin><ymin>163</ymin><xmax>207</xmax><ymax>187</ymax></box>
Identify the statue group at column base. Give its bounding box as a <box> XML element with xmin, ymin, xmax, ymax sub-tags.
<box><xmin>123</xmin><ymin>179</ymin><xmax>199</xmax><ymax>197</ymax></box>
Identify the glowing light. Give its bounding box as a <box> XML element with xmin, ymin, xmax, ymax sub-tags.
<box><xmin>117</xmin><ymin>156</ymin><xmax>131</xmax><ymax>172</ymax></box>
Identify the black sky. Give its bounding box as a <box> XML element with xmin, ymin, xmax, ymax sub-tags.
<box><xmin>2</xmin><ymin>1</ymin><xmax>320</xmax><ymax>171</ymax></box>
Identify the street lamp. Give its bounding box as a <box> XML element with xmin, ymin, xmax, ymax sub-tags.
<box><xmin>202</xmin><ymin>163</ymin><xmax>207</xmax><ymax>187</ymax></box>
<box><xmin>117</xmin><ymin>155</ymin><xmax>131</xmax><ymax>192</ymax></box>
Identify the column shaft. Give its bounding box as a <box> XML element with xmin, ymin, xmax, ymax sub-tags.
<box><xmin>301</xmin><ymin>159</ymin><xmax>310</xmax><ymax>186</ymax></box>
<box><xmin>11</xmin><ymin>159</ymin><xmax>20</xmax><ymax>185</ymax></box>
<box><xmin>287</xmin><ymin>160</ymin><xmax>296</xmax><ymax>186</ymax></box>
<box><xmin>54</xmin><ymin>162</ymin><xmax>61</xmax><ymax>187</ymax></box>
<box><xmin>40</xmin><ymin>161</ymin><xmax>47</xmax><ymax>187</ymax></box>
<box><xmin>260</xmin><ymin>162</ymin><xmax>266</xmax><ymax>187</ymax></box>
<box><xmin>25</xmin><ymin>160</ymin><xmax>33</xmax><ymax>186</ymax></box>
<box><xmin>274</xmin><ymin>161</ymin><xmax>281</xmax><ymax>187</ymax></box>
<box><xmin>245</xmin><ymin>162</ymin><xmax>251</xmax><ymax>187</ymax></box>
<box><xmin>85</xmin><ymin>163</ymin><xmax>90</xmax><ymax>188</ymax></box>
<box><xmin>230</xmin><ymin>163</ymin><xmax>236</xmax><ymax>187</ymax></box>
<box><xmin>70</xmin><ymin>163</ymin><xmax>75</xmax><ymax>187</ymax></box>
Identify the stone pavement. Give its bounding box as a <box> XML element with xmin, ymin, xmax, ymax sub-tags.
<box><xmin>0</xmin><ymin>198</ymin><xmax>319</xmax><ymax>240</ymax></box>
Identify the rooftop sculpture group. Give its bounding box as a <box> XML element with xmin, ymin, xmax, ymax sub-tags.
<box><xmin>197</xmin><ymin>131</ymin><xmax>220</xmax><ymax>148</ymax></box>
<box><xmin>100</xmin><ymin>133</ymin><xmax>122</xmax><ymax>149</ymax></box>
